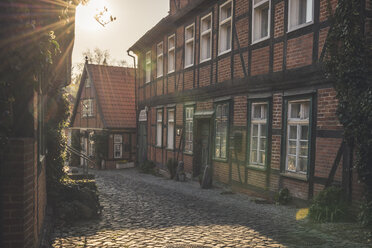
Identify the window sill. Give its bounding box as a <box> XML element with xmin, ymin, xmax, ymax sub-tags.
<box><xmin>280</xmin><ymin>172</ymin><xmax>308</xmax><ymax>181</ymax></box>
<box><xmin>167</xmin><ymin>70</ymin><xmax>175</xmax><ymax>75</ymax></box>
<box><xmin>155</xmin><ymin>145</ymin><xmax>163</xmax><ymax>149</ymax></box>
<box><xmin>157</xmin><ymin>75</ymin><xmax>163</xmax><ymax>79</ymax></box>
<box><xmin>218</xmin><ymin>49</ymin><xmax>231</xmax><ymax>57</ymax></box>
<box><xmin>251</xmin><ymin>35</ymin><xmax>270</xmax><ymax>45</ymax></box>
<box><xmin>199</xmin><ymin>58</ymin><xmax>211</xmax><ymax>64</ymax></box>
<box><xmin>247</xmin><ymin>164</ymin><xmax>266</xmax><ymax>172</ymax></box>
<box><xmin>184</xmin><ymin>64</ymin><xmax>194</xmax><ymax>69</ymax></box>
<box><xmin>82</xmin><ymin>115</ymin><xmax>95</xmax><ymax>118</ymax></box>
<box><xmin>212</xmin><ymin>157</ymin><xmax>228</xmax><ymax>163</ymax></box>
<box><xmin>166</xmin><ymin>147</ymin><xmax>174</xmax><ymax>151</ymax></box>
<box><xmin>287</xmin><ymin>21</ymin><xmax>313</xmax><ymax>34</ymax></box>
<box><xmin>183</xmin><ymin>151</ymin><xmax>193</xmax><ymax>156</ymax></box>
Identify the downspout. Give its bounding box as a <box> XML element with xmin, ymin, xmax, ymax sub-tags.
<box><xmin>127</xmin><ymin>50</ymin><xmax>138</xmax><ymax>164</ymax></box>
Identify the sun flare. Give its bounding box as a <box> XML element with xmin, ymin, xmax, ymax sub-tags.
<box><xmin>76</xmin><ymin>0</ymin><xmax>109</xmax><ymax>31</ymax></box>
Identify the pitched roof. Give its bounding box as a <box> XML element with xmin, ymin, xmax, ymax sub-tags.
<box><xmin>86</xmin><ymin>64</ymin><xmax>136</xmax><ymax>129</ymax></box>
<box><xmin>128</xmin><ymin>0</ymin><xmax>206</xmax><ymax>53</ymax></box>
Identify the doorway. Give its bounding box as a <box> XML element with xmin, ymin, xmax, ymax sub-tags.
<box><xmin>194</xmin><ymin>118</ymin><xmax>211</xmax><ymax>177</ymax></box>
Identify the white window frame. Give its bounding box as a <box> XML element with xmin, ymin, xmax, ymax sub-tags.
<box><xmin>285</xmin><ymin>100</ymin><xmax>310</xmax><ymax>174</ymax></box>
<box><xmin>114</xmin><ymin>134</ymin><xmax>123</xmax><ymax>159</ymax></box>
<box><xmin>288</xmin><ymin>0</ymin><xmax>314</xmax><ymax>32</ymax></box>
<box><xmin>145</xmin><ymin>51</ymin><xmax>151</xmax><ymax>83</ymax></box>
<box><xmin>214</xmin><ymin>103</ymin><xmax>229</xmax><ymax>159</ymax></box>
<box><xmin>252</xmin><ymin>0</ymin><xmax>271</xmax><ymax>44</ymax></box>
<box><xmin>200</xmin><ymin>13</ymin><xmax>212</xmax><ymax>63</ymax></box>
<box><xmin>167</xmin><ymin>109</ymin><xmax>175</xmax><ymax>149</ymax></box>
<box><xmin>82</xmin><ymin>99</ymin><xmax>93</xmax><ymax>117</ymax></box>
<box><xmin>184</xmin><ymin>23</ymin><xmax>195</xmax><ymax>68</ymax></box>
<box><xmin>168</xmin><ymin>34</ymin><xmax>175</xmax><ymax>73</ymax></box>
<box><xmin>157</xmin><ymin>42</ymin><xmax>163</xmax><ymax>78</ymax></box>
<box><xmin>249</xmin><ymin>103</ymin><xmax>268</xmax><ymax>166</ymax></box>
<box><xmin>156</xmin><ymin>109</ymin><xmax>163</xmax><ymax>147</ymax></box>
<box><xmin>85</xmin><ymin>76</ymin><xmax>91</xmax><ymax>88</ymax></box>
<box><xmin>218</xmin><ymin>0</ymin><xmax>233</xmax><ymax>55</ymax></box>
<box><xmin>185</xmin><ymin>107</ymin><xmax>194</xmax><ymax>153</ymax></box>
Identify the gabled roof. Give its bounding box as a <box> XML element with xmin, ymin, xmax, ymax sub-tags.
<box><xmin>128</xmin><ymin>0</ymin><xmax>207</xmax><ymax>53</ymax></box>
<box><xmin>70</xmin><ymin>63</ymin><xmax>136</xmax><ymax>129</ymax></box>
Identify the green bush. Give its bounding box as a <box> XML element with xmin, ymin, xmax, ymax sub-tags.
<box><xmin>139</xmin><ymin>160</ymin><xmax>156</xmax><ymax>174</ymax></box>
<box><xmin>309</xmin><ymin>186</ymin><xmax>349</xmax><ymax>223</ymax></box>
<box><xmin>166</xmin><ymin>159</ymin><xmax>178</xmax><ymax>179</ymax></box>
<box><xmin>275</xmin><ymin>188</ymin><xmax>292</xmax><ymax>205</ymax></box>
<box><xmin>358</xmin><ymin>197</ymin><xmax>372</xmax><ymax>227</ymax></box>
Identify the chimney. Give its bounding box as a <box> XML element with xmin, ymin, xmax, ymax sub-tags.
<box><xmin>169</xmin><ymin>0</ymin><xmax>191</xmax><ymax>15</ymax></box>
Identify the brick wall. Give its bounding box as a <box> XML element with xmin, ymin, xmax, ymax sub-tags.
<box><xmin>286</xmin><ymin>33</ymin><xmax>313</xmax><ymax>69</ymax></box>
<box><xmin>1</xmin><ymin>138</ymin><xmax>46</xmax><ymax>248</ymax></box>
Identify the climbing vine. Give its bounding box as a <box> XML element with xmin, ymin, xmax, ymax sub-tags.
<box><xmin>324</xmin><ymin>0</ymin><xmax>372</xmax><ymax>192</ymax></box>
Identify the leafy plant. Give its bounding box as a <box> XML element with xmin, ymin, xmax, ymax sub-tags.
<box><xmin>166</xmin><ymin>158</ymin><xmax>178</xmax><ymax>179</ymax></box>
<box><xmin>358</xmin><ymin>197</ymin><xmax>372</xmax><ymax>227</ymax></box>
<box><xmin>274</xmin><ymin>188</ymin><xmax>292</xmax><ymax>205</ymax></box>
<box><xmin>324</xmin><ymin>0</ymin><xmax>372</xmax><ymax>195</ymax></box>
<box><xmin>139</xmin><ymin>160</ymin><xmax>156</xmax><ymax>174</ymax></box>
<box><xmin>309</xmin><ymin>186</ymin><xmax>349</xmax><ymax>223</ymax></box>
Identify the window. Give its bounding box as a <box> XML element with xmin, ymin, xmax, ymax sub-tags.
<box><xmin>167</xmin><ymin>109</ymin><xmax>175</xmax><ymax>149</ymax></box>
<box><xmin>168</xmin><ymin>34</ymin><xmax>175</xmax><ymax>73</ymax></box>
<box><xmin>185</xmin><ymin>24</ymin><xmax>195</xmax><ymax>67</ymax></box>
<box><xmin>215</xmin><ymin>103</ymin><xmax>229</xmax><ymax>159</ymax></box>
<box><xmin>288</xmin><ymin>0</ymin><xmax>313</xmax><ymax>31</ymax></box>
<box><xmin>157</xmin><ymin>42</ymin><xmax>163</xmax><ymax>77</ymax></box>
<box><xmin>286</xmin><ymin>100</ymin><xmax>310</xmax><ymax>174</ymax></box>
<box><xmin>252</xmin><ymin>0</ymin><xmax>270</xmax><ymax>43</ymax></box>
<box><xmin>88</xmin><ymin>132</ymin><xmax>94</xmax><ymax>157</ymax></box>
<box><xmin>85</xmin><ymin>76</ymin><xmax>91</xmax><ymax>87</ymax></box>
<box><xmin>145</xmin><ymin>51</ymin><xmax>151</xmax><ymax>83</ymax></box>
<box><xmin>200</xmin><ymin>13</ymin><xmax>212</xmax><ymax>62</ymax></box>
<box><xmin>156</xmin><ymin>109</ymin><xmax>163</xmax><ymax>147</ymax></box>
<box><xmin>249</xmin><ymin>103</ymin><xmax>268</xmax><ymax>166</ymax></box>
<box><xmin>185</xmin><ymin>107</ymin><xmax>194</xmax><ymax>153</ymax></box>
<box><xmin>82</xmin><ymin>99</ymin><xmax>93</xmax><ymax>117</ymax></box>
<box><xmin>219</xmin><ymin>1</ymin><xmax>232</xmax><ymax>54</ymax></box>
<box><xmin>114</xmin><ymin>134</ymin><xmax>122</xmax><ymax>159</ymax></box>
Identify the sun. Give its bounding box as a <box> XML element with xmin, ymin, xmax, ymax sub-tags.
<box><xmin>75</xmin><ymin>0</ymin><xmax>109</xmax><ymax>31</ymax></box>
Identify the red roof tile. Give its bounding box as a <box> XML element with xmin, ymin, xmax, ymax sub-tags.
<box><xmin>87</xmin><ymin>64</ymin><xmax>136</xmax><ymax>129</ymax></box>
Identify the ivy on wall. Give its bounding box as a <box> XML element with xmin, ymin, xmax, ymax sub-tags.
<box><xmin>324</xmin><ymin>0</ymin><xmax>372</xmax><ymax>192</ymax></box>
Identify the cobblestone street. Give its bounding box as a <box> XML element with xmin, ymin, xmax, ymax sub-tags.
<box><xmin>51</xmin><ymin>169</ymin><xmax>366</xmax><ymax>247</ymax></box>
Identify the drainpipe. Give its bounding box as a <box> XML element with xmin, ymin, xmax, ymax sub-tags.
<box><xmin>127</xmin><ymin>50</ymin><xmax>138</xmax><ymax>165</ymax></box>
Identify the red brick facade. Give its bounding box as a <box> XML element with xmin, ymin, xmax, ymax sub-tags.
<box><xmin>130</xmin><ymin>0</ymin><xmax>370</xmax><ymax>203</ymax></box>
<box><xmin>1</xmin><ymin>138</ymin><xmax>46</xmax><ymax>248</ymax></box>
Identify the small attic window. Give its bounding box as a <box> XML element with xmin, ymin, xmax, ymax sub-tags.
<box><xmin>85</xmin><ymin>76</ymin><xmax>91</xmax><ymax>88</ymax></box>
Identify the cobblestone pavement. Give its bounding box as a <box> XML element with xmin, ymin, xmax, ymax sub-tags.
<box><xmin>51</xmin><ymin>169</ymin><xmax>366</xmax><ymax>248</ymax></box>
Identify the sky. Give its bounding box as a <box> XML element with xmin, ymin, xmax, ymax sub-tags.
<box><xmin>72</xmin><ymin>0</ymin><xmax>169</xmax><ymax>67</ymax></box>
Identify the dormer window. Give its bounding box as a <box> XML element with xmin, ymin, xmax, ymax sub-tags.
<box><xmin>85</xmin><ymin>76</ymin><xmax>91</xmax><ymax>88</ymax></box>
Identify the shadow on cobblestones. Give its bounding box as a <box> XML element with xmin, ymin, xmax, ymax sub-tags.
<box><xmin>51</xmin><ymin>169</ymin><xmax>367</xmax><ymax>247</ymax></box>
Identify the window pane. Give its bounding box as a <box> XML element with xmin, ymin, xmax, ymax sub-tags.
<box><xmin>288</xmin><ymin>140</ymin><xmax>297</xmax><ymax>155</ymax></box>
<box><xmin>298</xmin><ymin>157</ymin><xmax>308</xmax><ymax>172</ymax></box>
<box><xmin>252</xmin><ymin>137</ymin><xmax>258</xmax><ymax>150</ymax></box>
<box><xmin>253</xmin><ymin>105</ymin><xmax>261</xmax><ymax>119</ymax></box>
<box><xmin>290</xmin><ymin>103</ymin><xmax>301</xmax><ymax>119</ymax></box>
<box><xmin>259</xmin><ymin>151</ymin><xmax>266</xmax><ymax>164</ymax></box>
<box><xmin>260</xmin><ymin>124</ymin><xmax>267</xmax><ymax>137</ymax></box>
<box><xmin>300</xmin><ymin>141</ymin><xmax>308</xmax><ymax>156</ymax></box>
<box><xmin>287</xmin><ymin>155</ymin><xmax>296</xmax><ymax>171</ymax></box>
<box><xmin>252</xmin><ymin>124</ymin><xmax>259</xmax><ymax>136</ymax></box>
<box><xmin>300</xmin><ymin>125</ymin><xmax>308</xmax><ymax>140</ymax></box>
<box><xmin>289</xmin><ymin>125</ymin><xmax>297</xmax><ymax>139</ymax></box>
<box><xmin>251</xmin><ymin>150</ymin><xmax>258</xmax><ymax>163</ymax></box>
<box><xmin>302</xmin><ymin>102</ymin><xmax>310</xmax><ymax>119</ymax></box>
<box><xmin>260</xmin><ymin>137</ymin><xmax>266</xmax><ymax>150</ymax></box>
